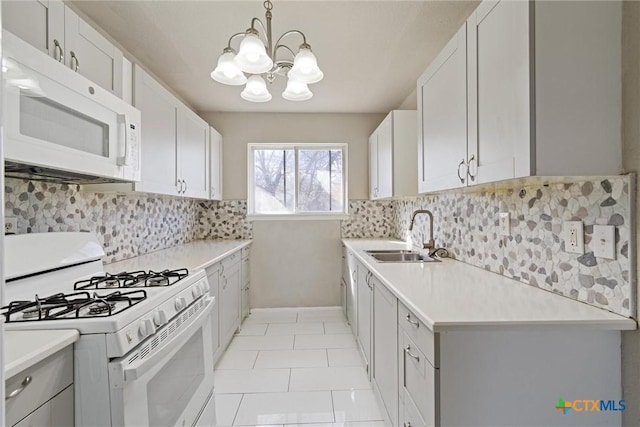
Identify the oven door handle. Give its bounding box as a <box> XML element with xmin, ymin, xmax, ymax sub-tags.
<box><xmin>115</xmin><ymin>298</ymin><xmax>213</xmax><ymax>383</ymax></box>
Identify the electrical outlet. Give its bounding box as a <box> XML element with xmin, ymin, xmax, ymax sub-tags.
<box><xmin>5</xmin><ymin>216</ymin><xmax>17</xmax><ymax>234</ymax></box>
<box><xmin>563</xmin><ymin>221</ymin><xmax>584</xmax><ymax>254</ymax></box>
<box><xmin>593</xmin><ymin>225</ymin><xmax>616</xmax><ymax>259</ymax></box>
<box><xmin>499</xmin><ymin>212</ymin><xmax>510</xmax><ymax>236</ymax></box>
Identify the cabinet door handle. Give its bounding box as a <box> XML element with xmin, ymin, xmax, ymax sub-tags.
<box><xmin>467</xmin><ymin>154</ymin><xmax>477</xmax><ymax>182</ymax></box>
<box><xmin>70</xmin><ymin>51</ymin><xmax>79</xmax><ymax>72</ymax></box>
<box><xmin>457</xmin><ymin>158</ymin><xmax>466</xmax><ymax>184</ymax></box>
<box><xmin>405</xmin><ymin>313</ymin><xmax>420</xmax><ymax>328</ymax></box>
<box><xmin>211</xmin><ymin>187</ymin><xmax>215</xmax><ymax>197</ymax></box>
<box><xmin>177</xmin><ymin>180</ymin><xmax>183</xmax><ymax>194</ymax></box>
<box><xmin>6</xmin><ymin>376</ymin><xmax>32</xmax><ymax>400</ymax></box>
<box><xmin>404</xmin><ymin>345</ymin><xmax>420</xmax><ymax>362</ymax></box>
<box><xmin>404</xmin><ymin>423</ymin><xmax>412</xmax><ymax>427</ymax></box>
<box><xmin>183</xmin><ymin>180</ymin><xmax>188</xmax><ymax>193</ymax></box>
<box><xmin>53</xmin><ymin>39</ymin><xmax>64</xmax><ymax>62</ymax></box>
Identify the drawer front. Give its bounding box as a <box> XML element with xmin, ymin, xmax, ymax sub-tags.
<box><xmin>401</xmin><ymin>331</ymin><xmax>435</xmax><ymax>425</ymax></box>
<box><xmin>398</xmin><ymin>302</ymin><xmax>436</xmax><ymax>367</ymax></box>
<box><xmin>242</xmin><ymin>245</ymin><xmax>251</xmax><ymax>258</ymax></box>
<box><xmin>6</xmin><ymin>346</ymin><xmax>74</xmax><ymax>426</ymax></box>
<box><xmin>401</xmin><ymin>389</ymin><xmax>428</xmax><ymax>427</ymax></box>
<box><xmin>222</xmin><ymin>250</ymin><xmax>241</xmax><ymax>269</ymax></box>
<box><xmin>241</xmin><ymin>256</ymin><xmax>250</xmax><ymax>286</ymax></box>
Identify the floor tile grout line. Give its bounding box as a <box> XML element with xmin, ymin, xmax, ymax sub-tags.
<box><xmin>330</xmin><ymin>389</ymin><xmax>337</xmax><ymax>423</ymax></box>
<box><xmin>231</xmin><ymin>393</ymin><xmax>244</xmax><ymax>427</ymax></box>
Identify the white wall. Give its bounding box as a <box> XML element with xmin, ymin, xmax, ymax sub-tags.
<box><xmin>200</xmin><ymin>112</ymin><xmax>384</xmax><ymax>308</ymax></box>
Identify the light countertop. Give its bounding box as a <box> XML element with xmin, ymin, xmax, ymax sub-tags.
<box><xmin>5</xmin><ymin>330</ymin><xmax>79</xmax><ymax>378</ymax></box>
<box><xmin>343</xmin><ymin>239</ymin><xmax>637</xmax><ymax>332</ymax></box>
<box><xmin>105</xmin><ymin>240</ymin><xmax>252</xmax><ymax>273</ymax></box>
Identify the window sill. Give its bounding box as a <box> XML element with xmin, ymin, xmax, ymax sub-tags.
<box><xmin>246</xmin><ymin>214</ymin><xmax>350</xmax><ymax>222</ymax></box>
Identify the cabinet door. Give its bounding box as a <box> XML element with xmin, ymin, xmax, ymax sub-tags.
<box><xmin>209</xmin><ymin>127</ymin><xmax>223</xmax><ymax>200</ymax></box>
<box><xmin>64</xmin><ymin>7</ymin><xmax>124</xmax><ymax>97</ymax></box>
<box><xmin>220</xmin><ymin>261</ymin><xmax>241</xmax><ymax>346</ymax></box>
<box><xmin>3</xmin><ymin>0</ymin><xmax>64</xmax><ymax>62</ymax></box>
<box><xmin>206</xmin><ymin>264</ymin><xmax>221</xmax><ymax>362</ymax></box>
<box><xmin>346</xmin><ymin>252</ymin><xmax>358</xmax><ymax>336</ymax></box>
<box><xmin>133</xmin><ymin>66</ymin><xmax>180</xmax><ymax>196</ymax></box>
<box><xmin>376</xmin><ymin>115</ymin><xmax>393</xmax><ymax>199</ymax></box>
<box><xmin>357</xmin><ymin>265</ymin><xmax>372</xmax><ymax>376</ymax></box>
<box><xmin>467</xmin><ymin>0</ymin><xmax>530</xmax><ymax>184</ymax></box>
<box><xmin>368</xmin><ymin>133</ymin><xmax>379</xmax><ymax>199</ymax></box>
<box><xmin>177</xmin><ymin>106</ymin><xmax>210</xmax><ymax>199</ymax></box>
<box><xmin>241</xmin><ymin>256</ymin><xmax>250</xmax><ymax>319</ymax></box>
<box><xmin>418</xmin><ymin>24</ymin><xmax>468</xmax><ymax>193</ymax></box>
<box><xmin>373</xmin><ymin>280</ymin><xmax>398</xmax><ymax>426</ymax></box>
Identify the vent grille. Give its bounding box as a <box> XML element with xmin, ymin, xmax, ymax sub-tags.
<box><xmin>124</xmin><ymin>297</ymin><xmax>210</xmax><ymax>366</ymax></box>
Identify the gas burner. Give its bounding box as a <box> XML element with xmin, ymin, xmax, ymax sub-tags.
<box><xmin>22</xmin><ymin>307</ymin><xmax>47</xmax><ymax>319</ymax></box>
<box><xmin>103</xmin><ymin>278</ymin><xmax>121</xmax><ymax>289</ymax></box>
<box><xmin>145</xmin><ymin>276</ymin><xmax>168</xmax><ymax>286</ymax></box>
<box><xmin>88</xmin><ymin>301</ymin><xmax>117</xmax><ymax>315</ymax></box>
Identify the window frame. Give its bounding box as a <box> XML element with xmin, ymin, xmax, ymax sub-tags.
<box><xmin>247</xmin><ymin>143</ymin><xmax>349</xmax><ymax>220</ymax></box>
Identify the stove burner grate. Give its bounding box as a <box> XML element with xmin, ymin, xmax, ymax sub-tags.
<box><xmin>1</xmin><ymin>290</ymin><xmax>148</xmax><ymax>322</ymax></box>
<box><xmin>74</xmin><ymin>268</ymin><xmax>189</xmax><ymax>290</ymax></box>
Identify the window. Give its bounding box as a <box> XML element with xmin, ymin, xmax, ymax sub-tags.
<box><xmin>248</xmin><ymin>143</ymin><xmax>348</xmax><ymax>218</ymax></box>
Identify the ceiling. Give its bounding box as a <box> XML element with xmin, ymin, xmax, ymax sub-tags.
<box><xmin>70</xmin><ymin>1</ymin><xmax>479</xmax><ymax>114</ymax></box>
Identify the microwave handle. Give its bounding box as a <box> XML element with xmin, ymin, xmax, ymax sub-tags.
<box><xmin>121</xmin><ymin>298</ymin><xmax>213</xmax><ymax>382</ymax></box>
<box><xmin>117</xmin><ymin>114</ymin><xmax>132</xmax><ymax>166</ymax></box>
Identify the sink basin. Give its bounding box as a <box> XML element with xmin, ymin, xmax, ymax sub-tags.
<box><xmin>365</xmin><ymin>249</ymin><xmax>440</xmax><ymax>263</ymax></box>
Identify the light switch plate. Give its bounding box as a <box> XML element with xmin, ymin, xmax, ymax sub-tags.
<box><xmin>499</xmin><ymin>212</ymin><xmax>510</xmax><ymax>236</ymax></box>
<box><xmin>593</xmin><ymin>225</ymin><xmax>616</xmax><ymax>259</ymax></box>
<box><xmin>563</xmin><ymin>221</ymin><xmax>584</xmax><ymax>254</ymax></box>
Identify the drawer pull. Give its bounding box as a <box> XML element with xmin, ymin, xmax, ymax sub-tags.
<box><xmin>404</xmin><ymin>423</ymin><xmax>412</xmax><ymax>427</ymax></box>
<box><xmin>404</xmin><ymin>345</ymin><xmax>420</xmax><ymax>362</ymax></box>
<box><xmin>405</xmin><ymin>313</ymin><xmax>420</xmax><ymax>327</ymax></box>
<box><xmin>6</xmin><ymin>376</ymin><xmax>32</xmax><ymax>400</ymax></box>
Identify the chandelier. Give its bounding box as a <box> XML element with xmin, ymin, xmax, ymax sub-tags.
<box><xmin>210</xmin><ymin>0</ymin><xmax>323</xmax><ymax>102</ymax></box>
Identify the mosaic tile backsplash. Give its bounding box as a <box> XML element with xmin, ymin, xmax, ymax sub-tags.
<box><xmin>4</xmin><ymin>178</ymin><xmax>252</xmax><ymax>263</ymax></box>
<box><xmin>4</xmin><ymin>175</ymin><xmax>635</xmax><ymax>317</ymax></box>
<box><xmin>392</xmin><ymin>176</ymin><xmax>635</xmax><ymax>317</ymax></box>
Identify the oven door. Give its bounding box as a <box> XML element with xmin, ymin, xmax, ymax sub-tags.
<box><xmin>108</xmin><ymin>298</ymin><xmax>215</xmax><ymax>427</ymax></box>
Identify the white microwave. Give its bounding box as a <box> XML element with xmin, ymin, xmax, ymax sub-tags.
<box><xmin>3</xmin><ymin>31</ymin><xmax>141</xmax><ymax>183</ymax></box>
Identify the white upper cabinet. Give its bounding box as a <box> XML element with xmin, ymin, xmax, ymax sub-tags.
<box><xmin>418</xmin><ymin>25</ymin><xmax>468</xmax><ymax>193</ymax></box>
<box><xmin>133</xmin><ymin>66</ymin><xmax>180</xmax><ymax>196</ymax></box>
<box><xmin>63</xmin><ymin>7</ymin><xmax>124</xmax><ymax>96</ymax></box>
<box><xmin>209</xmin><ymin>127</ymin><xmax>224</xmax><ymax>201</ymax></box>
<box><xmin>418</xmin><ymin>0</ymin><xmax>622</xmax><ymax>193</ymax></box>
<box><xmin>133</xmin><ymin>65</ymin><xmax>211</xmax><ymax>200</ymax></box>
<box><xmin>369</xmin><ymin>110</ymin><xmax>417</xmax><ymax>200</ymax></box>
<box><xmin>177</xmin><ymin>106</ymin><xmax>210</xmax><ymax>199</ymax></box>
<box><xmin>3</xmin><ymin>0</ymin><xmax>124</xmax><ymax>97</ymax></box>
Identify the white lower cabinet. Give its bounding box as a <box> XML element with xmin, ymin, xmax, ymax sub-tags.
<box><xmin>220</xmin><ymin>252</ymin><xmax>242</xmax><ymax>347</ymax></box>
<box><xmin>356</xmin><ymin>262</ymin><xmax>373</xmax><ymax>377</ymax></box>
<box><xmin>241</xmin><ymin>250</ymin><xmax>251</xmax><ymax>320</ymax></box>
<box><xmin>373</xmin><ymin>278</ymin><xmax>398</xmax><ymax>426</ymax></box>
<box><xmin>6</xmin><ymin>346</ymin><xmax>74</xmax><ymax>427</ymax></box>
<box><xmin>207</xmin><ymin>248</ymin><xmax>247</xmax><ymax>365</ymax></box>
<box><xmin>206</xmin><ymin>262</ymin><xmax>222</xmax><ymax>363</ymax></box>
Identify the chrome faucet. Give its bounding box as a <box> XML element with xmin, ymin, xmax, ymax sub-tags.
<box><xmin>408</xmin><ymin>209</ymin><xmax>435</xmax><ymax>251</ymax></box>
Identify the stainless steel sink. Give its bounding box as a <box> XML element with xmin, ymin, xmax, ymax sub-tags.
<box><xmin>365</xmin><ymin>249</ymin><xmax>440</xmax><ymax>263</ymax></box>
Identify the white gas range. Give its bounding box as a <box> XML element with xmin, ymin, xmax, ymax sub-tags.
<box><xmin>2</xmin><ymin>232</ymin><xmax>216</xmax><ymax>427</ymax></box>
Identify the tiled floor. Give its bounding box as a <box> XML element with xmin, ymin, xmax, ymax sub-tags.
<box><xmin>213</xmin><ymin>307</ymin><xmax>387</xmax><ymax>427</ymax></box>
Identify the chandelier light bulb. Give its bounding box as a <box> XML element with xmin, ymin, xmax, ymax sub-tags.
<box><xmin>241</xmin><ymin>75</ymin><xmax>272</xmax><ymax>102</ymax></box>
<box><xmin>289</xmin><ymin>46</ymin><xmax>323</xmax><ymax>84</ymax></box>
<box><xmin>210</xmin><ymin>50</ymin><xmax>247</xmax><ymax>86</ymax></box>
<box><xmin>234</xmin><ymin>32</ymin><xmax>273</xmax><ymax>74</ymax></box>
<box><xmin>282</xmin><ymin>75</ymin><xmax>312</xmax><ymax>101</ymax></box>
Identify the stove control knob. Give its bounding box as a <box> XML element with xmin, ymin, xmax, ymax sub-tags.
<box><xmin>139</xmin><ymin>319</ymin><xmax>155</xmax><ymax>339</ymax></box>
<box><xmin>192</xmin><ymin>287</ymin><xmax>201</xmax><ymax>298</ymax></box>
<box><xmin>153</xmin><ymin>310</ymin><xmax>168</xmax><ymax>327</ymax></box>
<box><xmin>175</xmin><ymin>297</ymin><xmax>187</xmax><ymax>311</ymax></box>
<box><xmin>201</xmin><ymin>281</ymin><xmax>210</xmax><ymax>293</ymax></box>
